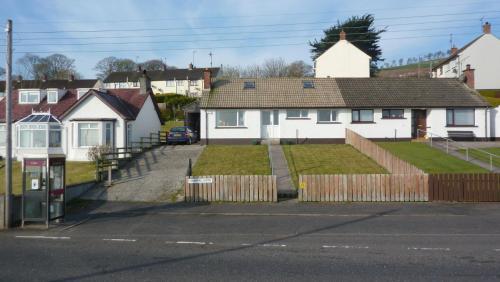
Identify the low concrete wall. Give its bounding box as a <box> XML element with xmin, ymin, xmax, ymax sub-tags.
<box><xmin>66</xmin><ymin>181</ymin><xmax>96</xmax><ymax>203</ymax></box>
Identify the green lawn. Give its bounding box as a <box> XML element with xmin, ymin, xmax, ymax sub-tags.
<box><xmin>283</xmin><ymin>144</ymin><xmax>387</xmax><ymax>188</ymax></box>
<box><xmin>479</xmin><ymin>90</ymin><xmax>500</xmax><ymax>107</ymax></box>
<box><xmin>192</xmin><ymin>145</ymin><xmax>271</xmax><ymax>176</ymax></box>
<box><xmin>458</xmin><ymin>147</ymin><xmax>500</xmax><ymax>168</ymax></box>
<box><xmin>162</xmin><ymin>120</ymin><xmax>184</xmax><ymax>132</ymax></box>
<box><xmin>377</xmin><ymin>142</ymin><xmax>487</xmax><ymax>173</ymax></box>
<box><xmin>0</xmin><ymin>160</ymin><xmax>95</xmax><ymax>195</ymax></box>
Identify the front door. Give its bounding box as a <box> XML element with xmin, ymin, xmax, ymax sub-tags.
<box><xmin>411</xmin><ymin>110</ymin><xmax>427</xmax><ymax>138</ymax></box>
<box><xmin>261</xmin><ymin>110</ymin><xmax>280</xmax><ymax>139</ymax></box>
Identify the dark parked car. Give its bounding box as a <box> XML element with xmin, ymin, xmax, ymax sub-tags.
<box><xmin>167</xmin><ymin>126</ymin><xmax>197</xmax><ymax>145</ymax></box>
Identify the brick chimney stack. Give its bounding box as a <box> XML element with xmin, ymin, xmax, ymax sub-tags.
<box><xmin>339</xmin><ymin>30</ymin><xmax>346</xmax><ymax>40</ymax></box>
<box><xmin>139</xmin><ymin>70</ymin><xmax>151</xmax><ymax>95</ymax></box>
<box><xmin>203</xmin><ymin>68</ymin><xmax>211</xmax><ymax>90</ymax></box>
<box><xmin>462</xmin><ymin>64</ymin><xmax>475</xmax><ymax>89</ymax></box>
<box><xmin>483</xmin><ymin>22</ymin><xmax>492</xmax><ymax>34</ymax></box>
<box><xmin>451</xmin><ymin>47</ymin><xmax>458</xmax><ymax>55</ymax></box>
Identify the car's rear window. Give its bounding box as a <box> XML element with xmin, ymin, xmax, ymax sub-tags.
<box><xmin>170</xmin><ymin>127</ymin><xmax>186</xmax><ymax>132</ymax></box>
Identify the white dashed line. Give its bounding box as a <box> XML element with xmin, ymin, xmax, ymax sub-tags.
<box><xmin>15</xmin><ymin>235</ymin><xmax>70</xmax><ymax>240</ymax></box>
<box><xmin>102</xmin><ymin>238</ymin><xmax>137</xmax><ymax>242</ymax></box>
<box><xmin>408</xmin><ymin>247</ymin><xmax>450</xmax><ymax>251</ymax></box>
<box><xmin>322</xmin><ymin>245</ymin><xmax>369</xmax><ymax>249</ymax></box>
<box><xmin>260</xmin><ymin>244</ymin><xmax>287</xmax><ymax>247</ymax></box>
<box><xmin>176</xmin><ymin>241</ymin><xmax>213</xmax><ymax>245</ymax></box>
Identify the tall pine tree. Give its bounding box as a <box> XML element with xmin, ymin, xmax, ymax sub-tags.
<box><xmin>310</xmin><ymin>14</ymin><xmax>385</xmax><ymax>75</ymax></box>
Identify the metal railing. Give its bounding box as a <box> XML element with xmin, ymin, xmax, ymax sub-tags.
<box><xmin>417</xmin><ymin>129</ymin><xmax>499</xmax><ymax>171</ymax></box>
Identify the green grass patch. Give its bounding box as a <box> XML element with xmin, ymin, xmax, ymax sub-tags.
<box><xmin>161</xmin><ymin>120</ymin><xmax>184</xmax><ymax>132</ymax></box>
<box><xmin>192</xmin><ymin>145</ymin><xmax>271</xmax><ymax>176</ymax></box>
<box><xmin>0</xmin><ymin>160</ymin><xmax>95</xmax><ymax>195</ymax></box>
<box><xmin>478</xmin><ymin>90</ymin><xmax>500</xmax><ymax>107</ymax></box>
<box><xmin>283</xmin><ymin>144</ymin><xmax>387</xmax><ymax>188</ymax></box>
<box><xmin>458</xmin><ymin>147</ymin><xmax>500</xmax><ymax>168</ymax></box>
<box><xmin>377</xmin><ymin>142</ymin><xmax>487</xmax><ymax>173</ymax></box>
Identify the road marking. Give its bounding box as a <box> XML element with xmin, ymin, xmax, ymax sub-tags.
<box><xmin>102</xmin><ymin>238</ymin><xmax>136</xmax><ymax>242</ymax></box>
<box><xmin>260</xmin><ymin>244</ymin><xmax>286</xmax><ymax>247</ymax></box>
<box><xmin>408</xmin><ymin>247</ymin><xmax>450</xmax><ymax>251</ymax></box>
<box><xmin>176</xmin><ymin>241</ymin><xmax>213</xmax><ymax>245</ymax></box>
<box><xmin>15</xmin><ymin>235</ymin><xmax>70</xmax><ymax>240</ymax></box>
<box><xmin>241</xmin><ymin>243</ymin><xmax>252</xmax><ymax>246</ymax></box>
<box><xmin>322</xmin><ymin>245</ymin><xmax>369</xmax><ymax>249</ymax></box>
<box><xmin>155</xmin><ymin>212</ymin><xmax>465</xmax><ymax>218</ymax></box>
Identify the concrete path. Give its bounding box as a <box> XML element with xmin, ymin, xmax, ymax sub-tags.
<box><xmin>269</xmin><ymin>145</ymin><xmax>295</xmax><ymax>196</ymax></box>
<box><xmin>82</xmin><ymin>145</ymin><xmax>204</xmax><ymax>202</ymax></box>
<box><xmin>429</xmin><ymin>141</ymin><xmax>499</xmax><ymax>172</ymax></box>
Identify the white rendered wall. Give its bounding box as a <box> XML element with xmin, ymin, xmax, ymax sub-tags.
<box><xmin>491</xmin><ymin>106</ymin><xmax>500</xmax><ymax>138</ymax></box>
<box><xmin>129</xmin><ymin>95</ymin><xmax>162</xmax><ymax>143</ymax></box>
<box><xmin>315</xmin><ymin>40</ymin><xmax>371</xmax><ymax>78</ymax></box>
<box><xmin>426</xmin><ymin>108</ymin><xmax>488</xmax><ymax>138</ymax></box>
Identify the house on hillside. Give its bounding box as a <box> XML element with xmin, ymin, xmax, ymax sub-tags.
<box><xmin>0</xmin><ymin>73</ymin><xmax>162</xmax><ymax>161</ymax></box>
<box><xmin>104</xmin><ymin>64</ymin><xmax>220</xmax><ymax>96</ymax></box>
<box><xmin>314</xmin><ymin>31</ymin><xmax>371</xmax><ymax>78</ymax></box>
<box><xmin>432</xmin><ymin>22</ymin><xmax>500</xmax><ymax>90</ymax></box>
<box><xmin>198</xmin><ymin>77</ymin><xmax>490</xmax><ymax>144</ymax></box>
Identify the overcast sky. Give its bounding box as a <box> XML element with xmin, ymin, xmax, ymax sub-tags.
<box><xmin>0</xmin><ymin>0</ymin><xmax>499</xmax><ymax>78</ymax></box>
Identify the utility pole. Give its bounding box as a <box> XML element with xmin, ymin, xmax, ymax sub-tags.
<box><xmin>4</xmin><ymin>19</ymin><xmax>13</xmax><ymax>229</ymax></box>
<box><xmin>208</xmin><ymin>52</ymin><xmax>213</xmax><ymax>68</ymax></box>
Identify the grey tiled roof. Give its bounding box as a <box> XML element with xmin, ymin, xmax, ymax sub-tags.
<box><xmin>200</xmin><ymin>78</ymin><xmax>489</xmax><ymax>108</ymax></box>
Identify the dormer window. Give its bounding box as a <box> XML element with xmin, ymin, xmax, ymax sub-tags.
<box><xmin>47</xmin><ymin>90</ymin><xmax>58</xmax><ymax>104</ymax></box>
<box><xmin>19</xmin><ymin>90</ymin><xmax>40</xmax><ymax>104</ymax></box>
<box><xmin>243</xmin><ymin>81</ymin><xmax>255</xmax><ymax>89</ymax></box>
<box><xmin>303</xmin><ymin>81</ymin><xmax>314</xmax><ymax>89</ymax></box>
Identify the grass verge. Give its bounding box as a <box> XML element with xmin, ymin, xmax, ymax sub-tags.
<box><xmin>377</xmin><ymin>142</ymin><xmax>487</xmax><ymax>173</ymax></box>
<box><xmin>458</xmin><ymin>147</ymin><xmax>500</xmax><ymax>168</ymax></box>
<box><xmin>192</xmin><ymin>145</ymin><xmax>271</xmax><ymax>176</ymax></box>
<box><xmin>282</xmin><ymin>144</ymin><xmax>388</xmax><ymax>188</ymax></box>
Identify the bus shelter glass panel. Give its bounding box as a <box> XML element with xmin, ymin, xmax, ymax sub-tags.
<box><xmin>23</xmin><ymin>159</ymin><xmax>47</xmax><ymax>221</ymax></box>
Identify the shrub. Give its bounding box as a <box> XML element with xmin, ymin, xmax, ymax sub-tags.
<box><xmin>87</xmin><ymin>145</ymin><xmax>113</xmax><ymax>162</ymax></box>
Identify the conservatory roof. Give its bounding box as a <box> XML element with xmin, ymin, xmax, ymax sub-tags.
<box><xmin>19</xmin><ymin>113</ymin><xmax>61</xmax><ymax>123</ymax></box>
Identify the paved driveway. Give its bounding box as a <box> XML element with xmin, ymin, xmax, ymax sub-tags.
<box><xmin>82</xmin><ymin>145</ymin><xmax>204</xmax><ymax>202</ymax></box>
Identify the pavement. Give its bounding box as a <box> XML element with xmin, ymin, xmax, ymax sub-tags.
<box><xmin>269</xmin><ymin>144</ymin><xmax>295</xmax><ymax>195</ymax></box>
<box><xmin>81</xmin><ymin>145</ymin><xmax>204</xmax><ymax>202</ymax></box>
<box><xmin>2</xmin><ymin>201</ymin><xmax>500</xmax><ymax>281</ymax></box>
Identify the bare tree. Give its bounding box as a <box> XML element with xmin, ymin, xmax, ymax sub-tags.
<box><xmin>16</xmin><ymin>53</ymin><xmax>42</xmax><ymax>79</ymax></box>
<box><xmin>287</xmin><ymin>60</ymin><xmax>313</xmax><ymax>77</ymax></box>
<box><xmin>262</xmin><ymin>58</ymin><xmax>288</xmax><ymax>78</ymax></box>
<box><xmin>219</xmin><ymin>65</ymin><xmax>241</xmax><ymax>78</ymax></box>
<box><xmin>16</xmin><ymin>53</ymin><xmax>78</xmax><ymax>80</ymax></box>
<box><xmin>242</xmin><ymin>64</ymin><xmax>263</xmax><ymax>78</ymax></box>
<box><xmin>94</xmin><ymin>56</ymin><xmax>137</xmax><ymax>79</ymax></box>
<box><xmin>141</xmin><ymin>59</ymin><xmax>167</xmax><ymax>71</ymax></box>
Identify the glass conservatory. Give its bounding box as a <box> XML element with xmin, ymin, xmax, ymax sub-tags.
<box><xmin>17</xmin><ymin>113</ymin><xmax>62</xmax><ymax>149</ymax></box>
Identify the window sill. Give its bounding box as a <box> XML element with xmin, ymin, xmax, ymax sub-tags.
<box><xmin>286</xmin><ymin>118</ymin><xmax>310</xmax><ymax>120</ymax></box>
<box><xmin>446</xmin><ymin>125</ymin><xmax>477</xmax><ymax>128</ymax></box>
<box><xmin>351</xmin><ymin>121</ymin><xmax>375</xmax><ymax>124</ymax></box>
<box><xmin>381</xmin><ymin>118</ymin><xmax>406</xmax><ymax>120</ymax></box>
<box><xmin>317</xmin><ymin>121</ymin><xmax>342</xmax><ymax>124</ymax></box>
<box><xmin>215</xmin><ymin>126</ymin><xmax>248</xmax><ymax>129</ymax></box>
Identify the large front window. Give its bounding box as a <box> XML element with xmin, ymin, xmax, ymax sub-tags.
<box><xmin>447</xmin><ymin>109</ymin><xmax>474</xmax><ymax>126</ymax></box>
<box><xmin>49</xmin><ymin>125</ymin><xmax>62</xmax><ymax>147</ymax></box>
<box><xmin>216</xmin><ymin>110</ymin><xmax>245</xmax><ymax>127</ymax></box>
<box><xmin>18</xmin><ymin>124</ymin><xmax>47</xmax><ymax>148</ymax></box>
<box><xmin>19</xmin><ymin>90</ymin><xmax>40</xmax><ymax>104</ymax></box>
<box><xmin>78</xmin><ymin>123</ymin><xmax>99</xmax><ymax>147</ymax></box>
<box><xmin>317</xmin><ymin>109</ymin><xmax>338</xmax><ymax>123</ymax></box>
<box><xmin>352</xmin><ymin>109</ymin><xmax>374</xmax><ymax>123</ymax></box>
<box><xmin>286</xmin><ymin>109</ymin><xmax>309</xmax><ymax>119</ymax></box>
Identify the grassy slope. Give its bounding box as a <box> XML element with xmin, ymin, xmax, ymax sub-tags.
<box><xmin>0</xmin><ymin>161</ymin><xmax>95</xmax><ymax>195</ymax></box>
<box><xmin>283</xmin><ymin>144</ymin><xmax>387</xmax><ymax>188</ymax></box>
<box><xmin>478</xmin><ymin>90</ymin><xmax>500</xmax><ymax>107</ymax></box>
<box><xmin>161</xmin><ymin>120</ymin><xmax>184</xmax><ymax>132</ymax></box>
<box><xmin>378</xmin><ymin>142</ymin><xmax>487</xmax><ymax>173</ymax></box>
<box><xmin>380</xmin><ymin>59</ymin><xmax>441</xmax><ymax>71</ymax></box>
<box><xmin>192</xmin><ymin>145</ymin><xmax>271</xmax><ymax>176</ymax></box>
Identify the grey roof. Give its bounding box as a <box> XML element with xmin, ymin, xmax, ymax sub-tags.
<box><xmin>104</xmin><ymin>68</ymin><xmax>220</xmax><ymax>83</ymax></box>
<box><xmin>200</xmin><ymin>78</ymin><xmax>489</xmax><ymax>109</ymax></box>
<box><xmin>0</xmin><ymin>79</ymin><xmax>98</xmax><ymax>91</ymax></box>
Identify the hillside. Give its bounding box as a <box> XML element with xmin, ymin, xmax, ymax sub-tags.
<box><xmin>377</xmin><ymin>59</ymin><xmax>441</xmax><ymax>78</ymax></box>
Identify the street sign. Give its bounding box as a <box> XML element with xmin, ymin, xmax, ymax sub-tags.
<box><xmin>188</xmin><ymin>178</ymin><xmax>213</xmax><ymax>184</ymax></box>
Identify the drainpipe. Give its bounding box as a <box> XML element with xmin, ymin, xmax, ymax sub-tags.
<box><xmin>485</xmin><ymin>107</ymin><xmax>489</xmax><ymax>140</ymax></box>
<box><xmin>205</xmin><ymin>110</ymin><xmax>209</xmax><ymax>145</ymax></box>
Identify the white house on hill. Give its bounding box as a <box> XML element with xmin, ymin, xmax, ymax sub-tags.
<box><xmin>314</xmin><ymin>31</ymin><xmax>371</xmax><ymax>78</ymax></box>
<box><xmin>432</xmin><ymin>22</ymin><xmax>500</xmax><ymax>90</ymax></box>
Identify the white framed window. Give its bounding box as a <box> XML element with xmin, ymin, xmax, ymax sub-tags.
<box><xmin>0</xmin><ymin>124</ymin><xmax>5</xmax><ymax>146</ymax></box>
<box><xmin>189</xmin><ymin>80</ymin><xmax>198</xmax><ymax>86</ymax></box>
<box><xmin>166</xmin><ymin>80</ymin><xmax>175</xmax><ymax>87</ymax></box>
<box><xmin>105</xmin><ymin>122</ymin><xmax>113</xmax><ymax>146</ymax></box>
<box><xmin>176</xmin><ymin>80</ymin><xmax>184</xmax><ymax>86</ymax></box>
<box><xmin>216</xmin><ymin>110</ymin><xmax>245</xmax><ymax>127</ymax></box>
<box><xmin>317</xmin><ymin>109</ymin><xmax>338</xmax><ymax>123</ymax></box>
<box><xmin>132</xmin><ymin>82</ymin><xmax>139</xmax><ymax>87</ymax></box>
<box><xmin>19</xmin><ymin>90</ymin><xmax>40</xmax><ymax>104</ymax></box>
<box><xmin>77</xmin><ymin>89</ymin><xmax>89</xmax><ymax>99</ymax></box>
<box><xmin>446</xmin><ymin>108</ymin><xmax>474</xmax><ymax>126</ymax></box>
<box><xmin>18</xmin><ymin>124</ymin><xmax>47</xmax><ymax>148</ymax></box>
<box><xmin>352</xmin><ymin>109</ymin><xmax>374</xmax><ymax>123</ymax></box>
<box><xmin>127</xmin><ymin>123</ymin><xmax>133</xmax><ymax>147</ymax></box>
<box><xmin>47</xmin><ymin>91</ymin><xmax>58</xmax><ymax>104</ymax></box>
<box><xmin>286</xmin><ymin>109</ymin><xmax>309</xmax><ymax>119</ymax></box>
<box><xmin>49</xmin><ymin>125</ymin><xmax>62</xmax><ymax>147</ymax></box>
<box><xmin>119</xmin><ymin>82</ymin><xmax>128</xmax><ymax>88</ymax></box>
<box><xmin>78</xmin><ymin>123</ymin><xmax>99</xmax><ymax>147</ymax></box>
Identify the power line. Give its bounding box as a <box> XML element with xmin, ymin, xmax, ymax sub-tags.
<box><xmin>13</xmin><ymin>11</ymin><xmax>500</xmax><ymax>34</ymax></box>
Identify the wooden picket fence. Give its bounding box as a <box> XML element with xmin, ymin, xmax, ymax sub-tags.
<box><xmin>346</xmin><ymin>129</ymin><xmax>424</xmax><ymax>174</ymax></box>
<box><xmin>429</xmin><ymin>173</ymin><xmax>500</xmax><ymax>202</ymax></box>
<box><xmin>298</xmin><ymin>174</ymin><xmax>429</xmax><ymax>202</ymax></box>
<box><xmin>185</xmin><ymin>175</ymin><xmax>277</xmax><ymax>202</ymax></box>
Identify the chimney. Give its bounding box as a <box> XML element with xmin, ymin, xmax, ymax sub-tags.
<box><xmin>188</xmin><ymin>63</ymin><xmax>194</xmax><ymax>70</ymax></box>
<box><xmin>483</xmin><ymin>22</ymin><xmax>491</xmax><ymax>34</ymax></box>
<box><xmin>68</xmin><ymin>73</ymin><xmax>75</xmax><ymax>81</ymax></box>
<box><xmin>17</xmin><ymin>75</ymin><xmax>22</xmax><ymax>83</ymax></box>
<box><xmin>451</xmin><ymin>47</ymin><xmax>458</xmax><ymax>55</ymax></box>
<box><xmin>163</xmin><ymin>64</ymin><xmax>167</xmax><ymax>71</ymax></box>
<box><xmin>42</xmin><ymin>74</ymin><xmax>48</xmax><ymax>82</ymax></box>
<box><xmin>462</xmin><ymin>64</ymin><xmax>475</xmax><ymax>89</ymax></box>
<box><xmin>203</xmin><ymin>68</ymin><xmax>211</xmax><ymax>90</ymax></box>
<box><xmin>137</xmin><ymin>65</ymin><xmax>142</xmax><ymax>72</ymax></box>
<box><xmin>139</xmin><ymin>70</ymin><xmax>151</xmax><ymax>95</ymax></box>
<box><xmin>339</xmin><ymin>29</ymin><xmax>346</xmax><ymax>40</ymax></box>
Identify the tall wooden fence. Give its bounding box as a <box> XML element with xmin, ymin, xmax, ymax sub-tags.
<box><xmin>185</xmin><ymin>175</ymin><xmax>277</xmax><ymax>202</ymax></box>
<box><xmin>346</xmin><ymin>129</ymin><xmax>424</xmax><ymax>174</ymax></box>
<box><xmin>429</xmin><ymin>173</ymin><xmax>500</xmax><ymax>202</ymax></box>
<box><xmin>298</xmin><ymin>174</ymin><xmax>429</xmax><ymax>202</ymax></box>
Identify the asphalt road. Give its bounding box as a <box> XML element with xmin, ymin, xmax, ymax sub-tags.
<box><xmin>1</xmin><ymin>201</ymin><xmax>500</xmax><ymax>281</ymax></box>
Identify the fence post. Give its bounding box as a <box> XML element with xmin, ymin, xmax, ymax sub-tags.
<box><xmin>107</xmin><ymin>165</ymin><xmax>112</xmax><ymax>186</ymax></box>
<box><xmin>490</xmin><ymin>155</ymin><xmax>493</xmax><ymax>172</ymax></box>
<box><xmin>187</xmin><ymin>158</ymin><xmax>192</xmax><ymax>176</ymax></box>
